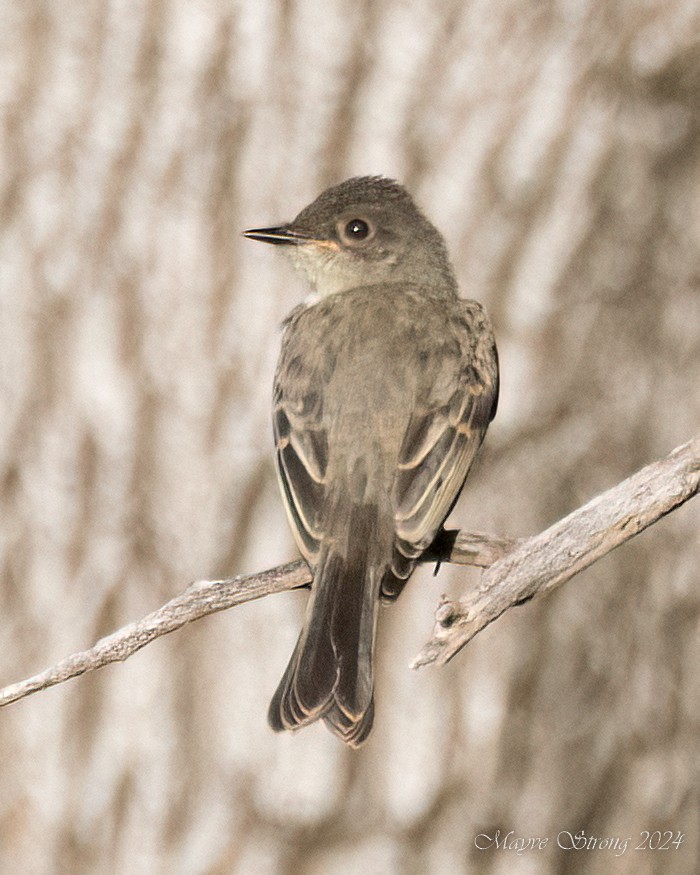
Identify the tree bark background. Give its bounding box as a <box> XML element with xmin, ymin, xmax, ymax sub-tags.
<box><xmin>1</xmin><ymin>2</ymin><xmax>699</xmax><ymax>873</ymax></box>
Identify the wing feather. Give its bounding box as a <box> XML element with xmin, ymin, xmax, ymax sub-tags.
<box><xmin>274</xmin><ymin>402</ymin><xmax>328</xmax><ymax>564</ymax></box>
<box><xmin>391</xmin><ymin>303</ymin><xmax>498</xmax><ymax>566</ymax></box>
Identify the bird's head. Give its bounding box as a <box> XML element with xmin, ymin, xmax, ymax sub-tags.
<box><xmin>244</xmin><ymin>176</ymin><xmax>456</xmax><ymax>297</ymax></box>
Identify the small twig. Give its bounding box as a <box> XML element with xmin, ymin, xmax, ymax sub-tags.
<box><xmin>1</xmin><ymin>436</ymin><xmax>698</xmax><ymax>708</ymax></box>
<box><xmin>421</xmin><ymin>529</ymin><xmax>524</xmax><ymax>566</ymax></box>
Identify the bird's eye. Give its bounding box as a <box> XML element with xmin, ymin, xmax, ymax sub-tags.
<box><xmin>340</xmin><ymin>218</ymin><xmax>373</xmax><ymax>244</ymax></box>
<box><xmin>346</xmin><ymin>219</ymin><xmax>369</xmax><ymax>238</ymax></box>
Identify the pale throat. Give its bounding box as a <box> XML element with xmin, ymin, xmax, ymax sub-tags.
<box><xmin>289</xmin><ymin>242</ymin><xmax>365</xmax><ymax>299</ymax></box>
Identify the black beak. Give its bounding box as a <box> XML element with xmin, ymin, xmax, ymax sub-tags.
<box><xmin>242</xmin><ymin>226</ymin><xmax>313</xmax><ymax>245</ymax></box>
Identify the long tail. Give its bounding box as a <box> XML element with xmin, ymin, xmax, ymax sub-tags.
<box><xmin>268</xmin><ymin>513</ymin><xmax>384</xmax><ymax>747</ymax></box>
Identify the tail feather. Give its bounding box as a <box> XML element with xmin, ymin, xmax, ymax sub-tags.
<box><xmin>323</xmin><ymin>697</ymin><xmax>375</xmax><ymax>746</ymax></box>
<box><xmin>268</xmin><ymin>510</ymin><xmax>384</xmax><ymax>747</ymax></box>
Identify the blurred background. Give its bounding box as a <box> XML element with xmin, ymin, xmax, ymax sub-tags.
<box><xmin>1</xmin><ymin>1</ymin><xmax>699</xmax><ymax>873</ymax></box>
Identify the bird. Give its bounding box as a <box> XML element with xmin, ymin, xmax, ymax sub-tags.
<box><xmin>243</xmin><ymin>176</ymin><xmax>498</xmax><ymax>746</ymax></box>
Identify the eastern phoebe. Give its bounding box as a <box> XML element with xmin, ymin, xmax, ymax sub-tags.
<box><xmin>244</xmin><ymin>176</ymin><xmax>498</xmax><ymax>746</ymax></box>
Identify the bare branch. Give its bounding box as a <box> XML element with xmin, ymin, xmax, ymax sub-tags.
<box><xmin>1</xmin><ymin>437</ymin><xmax>698</xmax><ymax>708</ymax></box>
<box><xmin>0</xmin><ymin>533</ymin><xmax>510</xmax><ymax>707</ymax></box>
<box><xmin>413</xmin><ymin>435</ymin><xmax>700</xmax><ymax>668</ymax></box>
<box><xmin>0</xmin><ymin>561</ymin><xmax>311</xmax><ymax>708</ymax></box>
